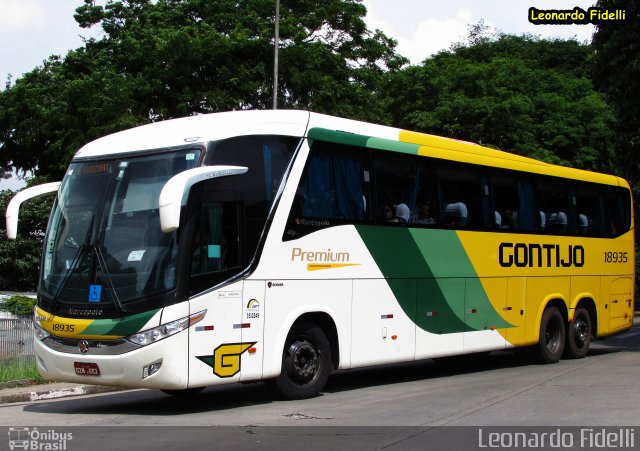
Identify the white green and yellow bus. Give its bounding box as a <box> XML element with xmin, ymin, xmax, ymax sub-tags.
<box><xmin>6</xmin><ymin>110</ymin><xmax>634</xmax><ymax>399</ymax></box>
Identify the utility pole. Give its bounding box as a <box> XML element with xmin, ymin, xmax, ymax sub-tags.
<box><xmin>272</xmin><ymin>0</ymin><xmax>280</xmax><ymax>110</ymax></box>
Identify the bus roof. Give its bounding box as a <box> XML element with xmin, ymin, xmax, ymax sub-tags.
<box><xmin>73</xmin><ymin>110</ymin><xmax>313</xmax><ymax>159</ymax></box>
<box><xmin>306</xmin><ymin>113</ymin><xmax>626</xmax><ymax>188</ymax></box>
<box><xmin>73</xmin><ymin>110</ymin><xmax>627</xmax><ymax>189</ymax></box>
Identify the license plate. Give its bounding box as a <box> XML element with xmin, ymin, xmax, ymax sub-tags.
<box><xmin>74</xmin><ymin>362</ymin><xmax>100</xmax><ymax>376</ymax></box>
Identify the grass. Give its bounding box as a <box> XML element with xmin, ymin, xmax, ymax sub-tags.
<box><xmin>0</xmin><ymin>358</ymin><xmax>45</xmax><ymax>385</ymax></box>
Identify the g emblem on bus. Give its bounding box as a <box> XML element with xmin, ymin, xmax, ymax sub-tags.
<box><xmin>196</xmin><ymin>342</ymin><xmax>256</xmax><ymax>378</ymax></box>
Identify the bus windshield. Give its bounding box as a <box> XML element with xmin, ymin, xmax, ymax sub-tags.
<box><xmin>41</xmin><ymin>149</ymin><xmax>201</xmax><ymax>306</ymax></box>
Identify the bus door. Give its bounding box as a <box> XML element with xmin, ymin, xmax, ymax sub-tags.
<box><xmin>185</xmin><ymin>195</ymin><xmax>246</xmax><ymax>387</ymax></box>
<box><xmin>188</xmin><ymin>281</ymin><xmax>243</xmax><ymax>387</ymax></box>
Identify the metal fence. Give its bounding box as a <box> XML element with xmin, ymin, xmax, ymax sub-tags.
<box><xmin>0</xmin><ymin>318</ymin><xmax>35</xmax><ymax>367</ymax></box>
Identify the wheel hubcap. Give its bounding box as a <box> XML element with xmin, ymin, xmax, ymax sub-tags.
<box><xmin>285</xmin><ymin>339</ymin><xmax>319</xmax><ymax>384</ymax></box>
<box><xmin>545</xmin><ymin>320</ymin><xmax>560</xmax><ymax>353</ymax></box>
<box><xmin>573</xmin><ymin>318</ymin><xmax>589</xmax><ymax>347</ymax></box>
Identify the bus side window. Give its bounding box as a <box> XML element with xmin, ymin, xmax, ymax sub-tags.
<box><xmin>437</xmin><ymin>161</ymin><xmax>489</xmax><ymax>229</ymax></box>
<box><xmin>575</xmin><ymin>182</ymin><xmax>604</xmax><ymax>236</ymax></box>
<box><xmin>188</xmin><ymin>199</ymin><xmax>241</xmax><ymax>295</ymax></box>
<box><xmin>604</xmin><ymin>186</ymin><xmax>632</xmax><ymax>237</ymax></box>
<box><xmin>536</xmin><ymin>177</ymin><xmax>574</xmax><ymax>235</ymax></box>
<box><xmin>373</xmin><ymin>153</ymin><xmax>431</xmax><ymax>226</ymax></box>
<box><xmin>491</xmin><ymin>170</ymin><xmax>538</xmax><ymax>231</ymax></box>
<box><xmin>284</xmin><ymin>141</ymin><xmax>370</xmax><ymax>240</ymax></box>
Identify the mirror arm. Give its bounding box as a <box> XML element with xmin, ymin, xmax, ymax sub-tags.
<box><xmin>159</xmin><ymin>166</ymin><xmax>248</xmax><ymax>232</ymax></box>
<box><xmin>5</xmin><ymin>182</ymin><xmax>61</xmax><ymax>240</ymax></box>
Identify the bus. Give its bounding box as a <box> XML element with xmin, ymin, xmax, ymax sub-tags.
<box><xmin>5</xmin><ymin>110</ymin><xmax>634</xmax><ymax>399</ymax></box>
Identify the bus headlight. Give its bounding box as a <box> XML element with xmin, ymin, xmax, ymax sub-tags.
<box><xmin>34</xmin><ymin>321</ymin><xmax>50</xmax><ymax>341</ymax></box>
<box><xmin>127</xmin><ymin>310</ymin><xmax>206</xmax><ymax>346</ymax></box>
<box><xmin>33</xmin><ymin>306</ymin><xmax>50</xmax><ymax>341</ymax></box>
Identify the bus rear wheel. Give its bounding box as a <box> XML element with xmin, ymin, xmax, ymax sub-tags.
<box><xmin>272</xmin><ymin>320</ymin><xmax>332</xmax><ymax>400</ymax></box>
<box><xmin>564</xmin><ymin>307</ymin><xmax>592</xmax><ymax>359</ymax></box>
<box><xmin>537</xmin><ymin>306</ymin><xmax>565</xmax><ymax>364</ymax></box>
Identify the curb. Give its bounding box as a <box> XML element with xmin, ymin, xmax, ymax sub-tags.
<box><xmin>0</xmin><ymin>385</ymin><xmax>125</xmax><ymax>404</ymax></box>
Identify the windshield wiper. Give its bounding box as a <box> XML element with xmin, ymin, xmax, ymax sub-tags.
<box><xmin>94</xmin><ymin>246</ymin><xmax>127</xmax><ymax>315</ymax></box>
<box><xmin>49</xmin><ymin>244</ymin><xmax>86</xmax><ymax>314</ymax></box>
<box><xmin>49</xmin><ymin>214</ymin><xmax>95</xmax><ymax>314</ymax></box>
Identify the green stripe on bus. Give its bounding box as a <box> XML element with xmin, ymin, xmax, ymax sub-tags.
<box><xmin>410</xmin><ymin>229</ymin><xmax>511</xmax><ymax>329</ymax></box>
<box><xmin>355</xmin><ymin>226</ymin><xmax>512</xmax><ymax>333</ymax></box>
<box><xmin>366</xmin><ymin>138</ymin><xmax>420</xmax><ymax>155</ymax></box>
<box><xmin>81</xmin><ymin>309</ymin><xmax>161</xmax><ymax>337</ymax></box>
<box><xmin>308</xmin><ymin>128</ymin><xmax>421</xmax><ymax>155</ymax></box>
<box><xmin>355</xmin><ymin>226</ymin><xmax>472</xmax><ymax>333</ymax></box>
<box><xmin>307</xmin><ymin>128</ymin><xmax>369</xmax><ymax>148</ymax></box>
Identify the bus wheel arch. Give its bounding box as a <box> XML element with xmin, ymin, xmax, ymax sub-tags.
<box><xmin>272</xmin><ymin>314</ymin><xmax>337</xmax><ymax>399</ymax></box>
<box><xmin>536</xmin><ymin>300</ymin><xmax>567</xmax><ymax>364</ymax></box>
<box><xmin>565</xmin><ymin>298</ymin><xmax>596</xmax><ymax>359</ymax></box>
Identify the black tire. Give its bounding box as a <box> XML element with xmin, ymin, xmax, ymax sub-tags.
<box><xmin>564</xmin><ymin>307</ymin><xmax>592</xmax><ymax>359</ymax></box>
<box><xmin>537</xmin><ymin>306</ymin><xmax>565</xmax><ymax>364</ymax></box>
<box><xmin>161</xmin><ymin>387</ymin><xmax>205</xmax><ymax>397</ymax></box>
<box><xmin>272</xmin><ymin>320</ymin><xmax>332</xmax><ymax>400</ymax></box>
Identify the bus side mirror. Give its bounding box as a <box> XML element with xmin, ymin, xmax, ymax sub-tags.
<box><xmin>159</xmin><ymin>166</ymin><xmax>248</xmax><ymax>233</ymax></box>
<box><xmin>5</xmin><ymin>182</ymin><xmax>61</xmax><ymax>240</ymax></box>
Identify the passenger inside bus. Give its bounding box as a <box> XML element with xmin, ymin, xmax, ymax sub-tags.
<box><xmin>413</xmin><ymin>203</ymin><xmax>436</xmax><ymax>225</ymax></box>
<box><xmin>379</xmin><ymin>203</ymin><xmax>397</xmax><ymax>223</ymax></box>
<box><xmin>546</xmin><ymin>211</ymin><xmax>568</xmax><ymax>233</ymax></box>
<box><xmin>444</xmin><ymin>202</ymin><xmax>468</xmax><ymax>227</ymax></box>
<box><xmin>395</xmin><ymin>203</ymin><xmax>410</xmax><ymax>224</ymax></box>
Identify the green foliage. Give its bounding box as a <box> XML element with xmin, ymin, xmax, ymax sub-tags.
<box><xmin>0</xmin><ymin>295</ymin><xmax>36</xmax><ymax>316</ymax></box>
<box><xmin>0</xmin><ymin>179</ymin><xmax>53</xmax><ymax>291</ymax></box>
<box><xmin>592</xmin><ymin>0</ymin><xmax>640</xmax><ymax>182</ymax></box>
<box><xmin>383</xmin><ymin>35</ymin><xmax>616</xmax><ymax>173</ymax></box>
<box><xmin>0</xmin><ymin>0</ymin><xmax>406</xmax><ymax>179</ymax></box>
<box><xmin>0</xmin><ymin>358</ymin><xmax>44</xmax><ymax>384</ymax></box>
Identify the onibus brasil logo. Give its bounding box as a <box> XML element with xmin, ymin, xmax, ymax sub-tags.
<box><xmin>8</xmin><ymin>427</ymin><xmax>73</xmax><ymax>450</ymax></box>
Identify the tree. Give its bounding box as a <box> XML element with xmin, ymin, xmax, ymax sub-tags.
<box><xmin>0</xmin><ymin>178</ymin><xmax>54</xmax><ymax>291</ymax></box>
<box><xmin>592</xmin><ymin>0</ymin><xmax>640</xmax><ymax>183</ymax></box>
<box><xmin>383</xmin><ymin>35</ymin><xmax>616</xmax><ymax>173</ymax></box>
<box><xmin>0</xmin><ymin>295</ymin><xmax>37</xmax><ymax>316</ymax></box>
<box><xmin>0</xmin><ymin>0</ymin><xmax>406</xmax><ymax>180</ymax></box>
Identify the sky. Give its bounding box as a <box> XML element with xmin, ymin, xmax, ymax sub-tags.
<box><xmin>0</xmin><ymin>0</ymin><xmax>597</xmax><ymax>190</ymax></box>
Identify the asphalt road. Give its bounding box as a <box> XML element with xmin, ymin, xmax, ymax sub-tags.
<box><xmin>1</xmin><ymin>319</ymin><xmax>639</xmax><ymax>450</ymax></box>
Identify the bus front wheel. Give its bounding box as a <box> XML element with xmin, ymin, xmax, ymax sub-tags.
<box><xmin>537</xmin><ymin>306</ymin><xmax>565</xmax><ymax>364</ymax></box>
<box><xmin>564</xmin><ymin>307</ymin><xmax>592</xmax><ymax>359</ymax></box>
<box><xmin>272</xmin><ymin>320</ymin><xmax>332</xmax><ymax>400</ymax></box>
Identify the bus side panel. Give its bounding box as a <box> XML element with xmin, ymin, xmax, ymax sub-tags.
<box><xmin>601</xmin><ymin>276</ymin><xmax>634</xmax><ymax>334</ymax></box>
<box><xmin>504</xmin><ymin>277</ymin><xmax>528</xmax><ymax>347</ymax></box>
<box><xmin>464</xmin><ymin>277</ymin><xmax>507</xmax><ymax>352</ymax></box>
<box><xmin>351</xmin><ymin>279</ymin><xmax>416</xmax><ymax>367</ymax></box>
<box><xmin>525</xmin><ymin>277</ymin><xmax>570</xmax><ymax>344</ymax></box>
<box><xmin>262</xmin><ymin>279</ymin><xmax>352</xmax><ymax>379</ymax></box>
<box><xmin>240</xmin><ymin>280</ymin><xmax>267</xmax><ymax>381</ymax></box>
<box><xmin>415</xmin><ymin>278</ymin><xmax>464</xmax><ymax>359</ymax></box>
